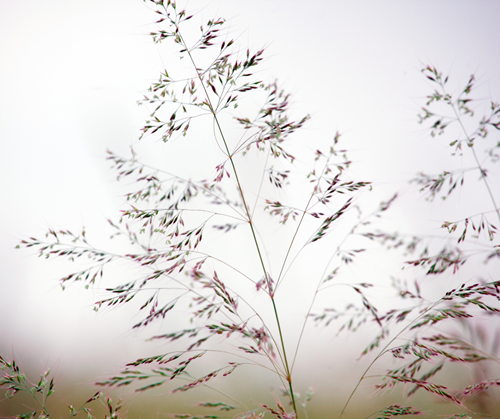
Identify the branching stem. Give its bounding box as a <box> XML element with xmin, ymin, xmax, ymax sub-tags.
<box><xmin>179</xmin><ymin>28</ymin><xmax>299</xmax><ymax>417</ymax></box>
<box><xmin>446</xmin><ymin>83</ymin><xmax>500</xmax><ymax>225</ymax></box>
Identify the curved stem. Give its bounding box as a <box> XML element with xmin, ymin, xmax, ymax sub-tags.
<box><xmin>274</xmin><ymin>150</ymin><xmax>337</xmax><ymax>293</ymax></box>
<box><xmin>290</xmin><ymin>208</ymin><xmax>377</xmax><ymax>372</ymax></box>
<box><xmin>337</xmin><ymin>298</ymin><xmax>444</xmax><ymax>419</ymax></box>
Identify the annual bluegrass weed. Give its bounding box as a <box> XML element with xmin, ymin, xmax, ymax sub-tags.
<box><xmin>4</xmin><ymin>1</ymin><xmax>500</xmax><ymax>418</ymax></box>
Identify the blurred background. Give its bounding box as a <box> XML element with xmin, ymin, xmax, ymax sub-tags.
<box><xmin>1</xmin><ymin>0</ymin><xmax>500</xmax><ymax>417</ymax></box>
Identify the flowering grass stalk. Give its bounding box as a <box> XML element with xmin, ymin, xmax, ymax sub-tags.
<box><xmin>4</xmin><ymin>1</ymin><xmax>500</xmax><ymax>418</ymax></box>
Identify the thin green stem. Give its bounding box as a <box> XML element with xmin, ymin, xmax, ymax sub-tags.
<box><xmin>290</xmin><ymin>208</ymin><xmax>377</xmax><ymax>372</ymax></box>
<box><xmin>13</xmin><ymin>372</ymin><xmax>52</xmax><ymax>418</ymax></box>
<box><xmin>445</xmin><ymin>81</ymin><xmax>500</xmax><ymax>225</ymax></box>
<box><xmin>275</xmin><ymin>147</ymin><xmax>338</xmax><ymax>293</ymax></box>
<box><xmin>210</xmin><ymin>74</ymin><xmax>300</xmax><ymax>419</ymax></box>
<box><xmin>337</xmin><ymin>298</ymin><xmax>444</xmax><ymax>419</ymax></box>
<box><xmin>179</xmin><ymin>29</ymin><xmax>299</xmax><ymax>417</ymax></box>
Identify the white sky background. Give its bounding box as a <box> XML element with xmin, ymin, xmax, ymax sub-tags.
<box><xmin>1</xmin><ymin>0</ymin><xmax>500</xmax><ymax>403</ymax></box>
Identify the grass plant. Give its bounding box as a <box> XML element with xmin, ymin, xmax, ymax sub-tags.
<box><xmin>3</xmin><ymin>1</ymin><xmax>500</xmax><ymax>418</ymax></box>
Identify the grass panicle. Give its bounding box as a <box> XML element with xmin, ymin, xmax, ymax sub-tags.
<box><xmin>5</xmin><ymin>1</ymin><xmax>500</xmax><ymax>418</ymax></box>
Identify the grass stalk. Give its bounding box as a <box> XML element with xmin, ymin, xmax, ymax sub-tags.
<box><xmin>179</xmin><ymin>29</ymin><xmax>299</xmax><ymax>417</ymax></box>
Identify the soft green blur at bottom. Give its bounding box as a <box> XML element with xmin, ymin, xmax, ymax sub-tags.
<box><xmin>1</xmin><ymin>366</ymin><xmax>500</xmax><ymax>418</ymax></box>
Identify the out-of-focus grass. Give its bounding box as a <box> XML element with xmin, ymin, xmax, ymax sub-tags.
<box><xmin>2</xmin><ymin>361</ymin><xmax>500</xmax><ymax>418</ymax></box>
